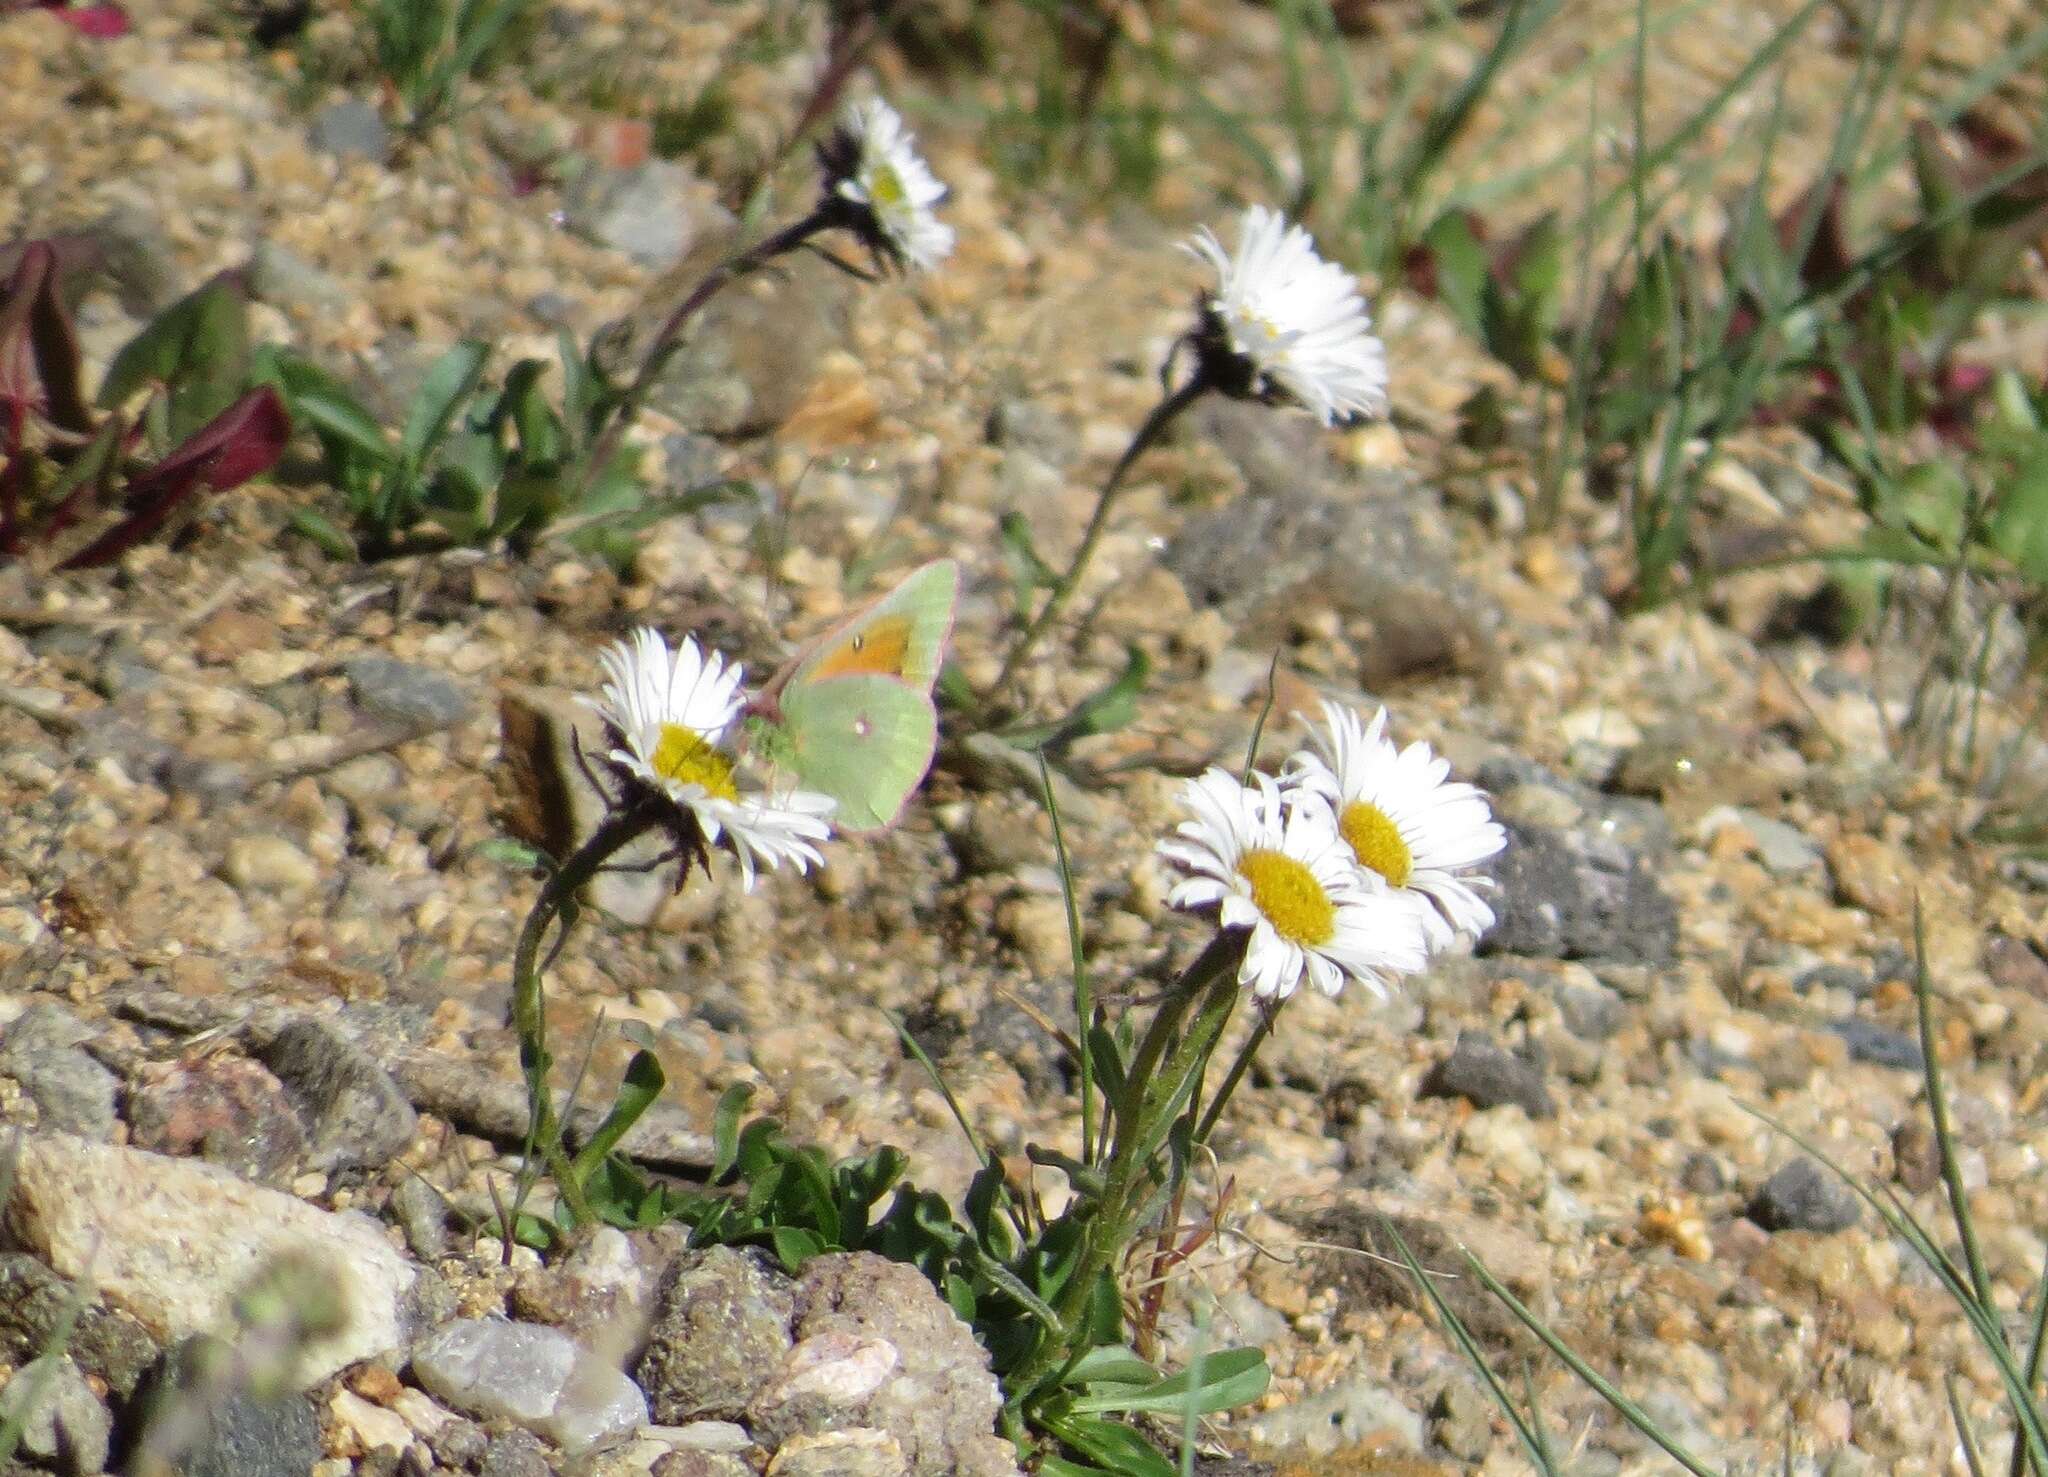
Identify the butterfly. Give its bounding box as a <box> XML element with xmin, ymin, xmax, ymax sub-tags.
<box><xmin>745</xmin><ymin>559</ymin><xmax>959</xmax><ymax>831</ymax></box>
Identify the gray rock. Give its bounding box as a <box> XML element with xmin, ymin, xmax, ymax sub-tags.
<box><xmin>1551</xmin><ymin>978</ymin><xmax>1624</xmax><ymax>1041</ymax></box>
<box><xmin>247</xmin><ymin>240</ymin><xmax>352</xmax><ymax>317</ymax></box>
<box><xmin>1479</xmin><ymin>820</ymin><xmax>1679</xmax><ymax>965</ymax></box>
<box><xmin>637</xmin><ymin>1246</ymin><xmax>795</xmax><ymax>1423</ymax></box>
<box><xmin>309</xmin><ymin>98</ymin><xmax>390</xmax><ymax>163</ymax></box>
<box><xmin>0</xmin><ymin>1255</ymin><xmax>161</xmax><ymax>1399</ymax></box>
<box><xmin>256</xmin><ymin>1018</ymin><xmax>418</xmax><ymax>1171</ymax></box>
<box><xmin>390</xmin><ymin>1174</ymin><xmax>452</xmax><ymax>1260</ymax></box>
<box><xmin>479</xmin><ymin>1428</ymin><xmax>554</xmax><ymax>1477</ymax></box>
<box><xmin>1748</xmin><ymin>1158</ymin><xmax>1861</xmax><ymax>1233</ymax></box>
<box><xmin>1421</xmin><ymin>1030</ymin><xmax>1554</xmax><ymax>1118</ymax></box>
<box><xmin>1743</xmin><ymin>811</ymin><xmax>1824</xmax><ymax>877</ymax></box>
<box><xmin>89</xmin><ymin>204</ymin><xmax>183</xmax><ymax>314</ymax></box>
<box><xmin>411</xmin><ymin>1318</ymin><xmax>648</xmax><ymax>1454</ymax></box>
<box><xmin>343</xmin><ymin>655</ymin><xmax>473</xmax><ymax>730</ymax></box>
<box><xmin>565</xmin><ymin>160</ymin><xmax>730</xmax><ymax>269</ymax></box>
<box><xmin>984</xmin><ymin>398</ymin><xmax>1077</xmax><ymax>467</ymax></box>
<box><xmin>1163</xmin><ymin>418</ymin><xmax>1493</xmax><ymax>687</ymax></box>
<box><xmin>1679</xmin><ymin>1151</ymin><xmax>1729</xmax><ymax>1196</ymax></box>
<box><xmin>0</xmin><ymin>1002</ymin><xmax>118</xmax><ymax>1140</ymax></box>
<box><xmin>643</xmin><ymin>249</ymin><xmax>849</xmax><ymax>436</ymax></box>
<box><xmin>0</xmin><ymin>1354</ymin><xmax>112</xmax><ymax>1475</ymax></box>
<box><xmin>1830</xmin><ymin>1018</ymin><xmax>1924</xmax><ymax>1072</ymax></box>
<box><xmin>747</xmin><ymin>1252</ymin><xmax>1015</xmax><ymax>1477</ymax></box>
<box><xmin>129</xmin><ymin>1342</ymin><xmax>322</xmax><ymax>1477</ymax></box>
<box><xmin>1795</xmin><ymin>963</ymin><xmax>1870</xmax><ymax>997</ymax></box>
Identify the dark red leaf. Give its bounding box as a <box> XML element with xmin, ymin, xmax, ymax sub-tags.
<box><xmin>0</xmin><ymin>239</ymin><xmax>95</xmax><ymax>435</ymax></box>
<box><xmin>54</xmin><ymin>2</ymin><xmax>127</xmax><ymax>36</ymax></box>
<box><xmin>57</xmin><ymin>386</ymin><xmax>289</xmax><ymax>570</ymax></box>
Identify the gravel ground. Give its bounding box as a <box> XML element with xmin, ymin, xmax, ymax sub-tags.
<box><xmin>3</xmin><ymin>3</ymin><xmax>2046</xmax><ymax>1475</ymax></box>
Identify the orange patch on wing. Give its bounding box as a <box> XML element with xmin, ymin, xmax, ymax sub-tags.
<box><xmin>808</xmin><ymin>616</ymin><xmax>914</xmax><ymax>679</ymax></box>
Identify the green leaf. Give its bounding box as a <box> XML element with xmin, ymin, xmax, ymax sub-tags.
<box><xmin>1041</xmin><ymin>1414</ymin><xmax>1176</xmax><ymax>1477</ymax></box>
<box><xmin>1066</xmin><ymin>1347</ymin><xmax>1268</xmax><ymax>1416</ymax></box>
<box><xmin>473</xmin><ymin>837</ymin><xmax>544</xmax><ymax>869</ymax></box>
<box><xmin>97</xmin><ymin>276</ymin><xmax>249</xmax><ymax>421</ymax></box>
<box><xmin>286</xmin><ymin>507</ymin><xmax>360</xmax><ymax>559</ymax></box>
<box><xmin>1422</xmin><ymin>212</ymin><xmax>1488</xmax><ymax>341</ymax></box>
<box><xmin>568</xmin><ymin>1049</ymin><xmax>666</xmax><ymax>1186</ymax></box>
<box><xmin>1001</xmin><ymin>646</ymin><xmax>1151</xmax><ymax>755</ymax></box>
<box><xmin>1986</xmin><ymin>444</ymin><xmax>2048</xmax><ymax>585</ymax></box>
<box><xmin>769</xmin><ymin>1225</ymin><xmax>825</xmax><ymax>1272</ymax></box>
<box><xmin>1063</xmin><ymin>1347</ymin><xmax>1157</xmax><ymax>1390</ymax></box>
<box><xmin>399</xmin><ymin>340</ymin><xmax>490</xmax><ymax>471</ymax></box>
<box><xmin>708</xmin><ymin>1084</ymin><xmax>753</xmax><ymax>1183</ymax></box>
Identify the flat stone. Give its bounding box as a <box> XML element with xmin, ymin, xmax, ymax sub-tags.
<box><xmin>411</xmin><ymin>1317</ymin><xmax>648</xmax><ymax>1454</ymax></box>
<box><xmin>564</xmin><ymin>160</ymin><xmax>729</xmax><ymax>270</ymax></box>
<box><xmin>222</xmin><ymin>834</ymin><xmax>320</xmax><ymax>895</ymax></box>
<box><xmin>0</xmin><ymin>1002</ymin><xmax>118</xmax><ymax>1139</ymax></box>
<box><xmin>343</xmin><ymin>654</ymin><xmax>473</xmax><ymax>730</ymax></box>
<box><xmin>1420</xmin><ymin>1030</ymin><xmax>1555</xmax><ymax>1118</ymax></box>
<box><xmin>1829</xmin><ymin>1017</ymin><xmax>1924</xmax><ymax>1072</ymax></box>
<box><xmin>1479</xmin><ymin>820</ymin><xmax>1678</xmax><ymax>965</ymax></box>
<box><xmin>256</xmin><ymin>1018</ymin><xmax>418</xmax><ymax>1171</ymax></box>
<box><xmin>1747</xmin><ymin>1158</ymin><xmax>1861</xmax><ymax>1234</ymax></box>
<box><xmin>129</xmin><ymin>1340</ymin><xmax>322</xmax><ymax>1477</ymax></box>
<box><xmin>0</xmin><ymin>1135</ymin><xmax>418</xmax><ymax>1386</ymax></box>
<box><xmin>309</xmin><ymin>98</ymin><xmax>390</xmax><ymax>162</ymax></box>
<box><xmin>0</xmin><ymin>1353</ymin><xmax>113</xmax><ymax>1474</ymax></box>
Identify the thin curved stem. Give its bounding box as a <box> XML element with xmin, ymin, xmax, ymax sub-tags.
<box><xmin>576</xmin><ymin>209</ymin><xmax>832</xmax><ymax>505</ymax></box>
<box><xmin>991</xmin><ymin>374</ymin><xmax>1212</xmax><ymax>699</ymax></box>
<box><xmin>511</xmin><ymin>797</ymin><xmax>666</xmax><ymax>1227</ymax></box>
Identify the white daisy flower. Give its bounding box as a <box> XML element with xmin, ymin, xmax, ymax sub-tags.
<box><xmin>1157</xmin><ymin>768</ymin><xmax>1430</xmax><ymax>1001</ymax></box>
<box><xmin>585</xmin><ymin>628</ymin><xmax>835</xmax><ymax>890</ymax></box>
<box><xmin>825</xmin><ymin>97</ymin><xmax>955</xmax><ymax>272</ymax></box>
<box><xmin>1184</xmin><ymin>204</ymin><xmax>1389</xmax><ymax>426</ymax></box>
<box><xmin>1284</xmin><ymin>701</ymin><xmax>1506</xmax><ymax>953</ymax></box>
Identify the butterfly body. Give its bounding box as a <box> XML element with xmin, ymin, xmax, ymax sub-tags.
<box><xmin>747</xmin><ymin>559</ymin><xmax>958</xmax><ymax>831</ymax></box>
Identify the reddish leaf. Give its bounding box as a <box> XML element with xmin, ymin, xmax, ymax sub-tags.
<box><xmin>57</xmin><ymin>386</ymin><xmax>289</xmax><ymax>569</ymax></box>
<box><xmin>0</xmin><ymin>240</ymin><xmax>95</xmax><ymax>435</ymax></box>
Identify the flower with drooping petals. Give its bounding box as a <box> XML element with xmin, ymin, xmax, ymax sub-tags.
<box><xmin>585</xmin><ymin>628</ymin><xmax>834</xmax><ymax>889</ymax></box>
<box><xmin>1184</xmin><ymin>204</ymin><xmax>1389</xmax><ymax>426</ymax></box>
<box><xmin>820</xmin><ymin>97</ymin><xmax>955</xmax><ymax>272</ymax></box>
<box><xmin>1157</xmin><ymin>768</ymin><xmax>1429</xmax><ymax>1001</ymax></box>
<box><xmin>1284</xmin><ymin>700</ymin><xmax>1505</xmax><ymax>954</ymax></box>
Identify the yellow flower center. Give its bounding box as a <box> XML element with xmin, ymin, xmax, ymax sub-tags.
<box><xmin>650</xmin><ymin>723</ymin><xmax>738</xmax><ymax>801</ymax></box>
<box><xmin>1235</xmin><ymin>847</ymin><xmax>1335</xmax><ymax>948</ymax></box>
<box><xmin>868</xmin><ymin>163</ymin><xmax>907</xmax><ymax>211</ymax></box>
<box><xmin>1339</xmin><ymin>800</ymin><xmax>1412</xmax><ymax>888</ymax></box>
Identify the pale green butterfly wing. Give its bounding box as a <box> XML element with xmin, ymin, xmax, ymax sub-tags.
<box><xmin>749</xmin><ymin>560</ymin><xmax>958</xmax><ymax>831</ymax></box>
<box><xmin>776</xmin><ymin>674</ymin><xmax>938</xmax><ymax>831</ymax></box>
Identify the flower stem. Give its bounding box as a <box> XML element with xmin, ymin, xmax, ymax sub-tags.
<box><xmin>1005</xmin><ymin>929</ymin><xmax>1245</xmax><ymax>1416</ymax></box>
<box><xmin>990</xmin><ymin>373</ymin><xmax>1211</xmax><ymax>700</ymax></box>
<box><xmin>511</xmin><ymin>798</ymin><xmax>665</xmax><ymax>1228</ymax></box>
<box><xmin>1191</xmin><ymin>1004</ymin><xmax>1277</xmax><ymax>1149</ymax></box>
<box><xmin>577</xmin><ymin>209</ymin><xmax>831</xmax><ymax>506</ymax></box>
